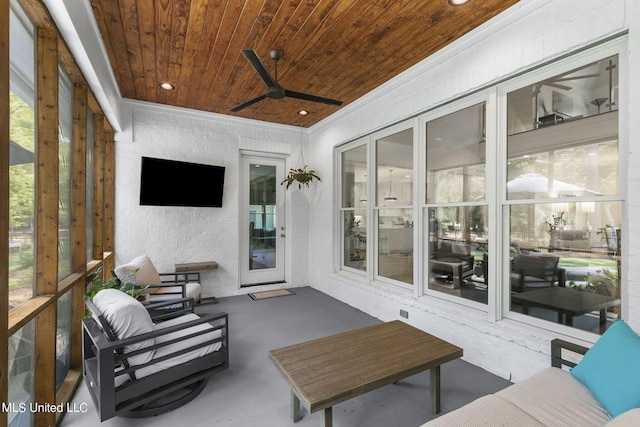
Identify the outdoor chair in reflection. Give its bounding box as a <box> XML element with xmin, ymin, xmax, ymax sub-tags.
<box><xmin>510</xmin><ymin>252</ymin><xmax>566</xmax><ymax>292</ymax></box>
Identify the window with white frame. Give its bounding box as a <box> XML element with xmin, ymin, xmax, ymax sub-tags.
<box><xmin>504</xmin><ymin>54</ymin><xmax>621</xmax><ymax>335</ymax></box>
<box><xmin>337</xmin><ymin>40</ymin><xmax>625</xmax><ymax>336</ymax></box>
<box><xmin>375</xmin><ymin>127</ymin><xmax>414</xmax><ymax>286</ymax></box>
<box><xmin>425</xmin><ymin>102</ymin><xmax>488</xmax><ymax>304</ymax></box>
<box><xmin>341</xmin><ymin>142</ymin><xmax>368</xmax><ymax>273</ymax></box>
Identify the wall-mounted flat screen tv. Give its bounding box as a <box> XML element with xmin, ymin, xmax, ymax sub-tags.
<box><xmin>140</xmin><ymin>156</ymin><xmax>225</xmax><ymax>207</ymax></box>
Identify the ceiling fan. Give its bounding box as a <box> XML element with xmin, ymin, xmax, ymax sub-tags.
<box><xmin>231</xmin><ymin>49</ymin><xmax>343</xmax><ymax>112</ymax></box>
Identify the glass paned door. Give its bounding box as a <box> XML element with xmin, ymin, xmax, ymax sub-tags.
<box><xmin>240</xmin><ymin>155</ymin><xmax>286</xmax><ymax>286</ymax></box>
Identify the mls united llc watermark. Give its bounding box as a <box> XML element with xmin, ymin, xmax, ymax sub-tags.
<box><xmin>2</xmin><ymin>402</ymin><xmax>88</xmax><ymax>414</ymax></box>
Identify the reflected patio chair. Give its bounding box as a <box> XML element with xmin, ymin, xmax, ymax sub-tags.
<box><xmin>510</xmin><ymin>252</ymin><xmax>566</xmax><ymax>292</ymax></box>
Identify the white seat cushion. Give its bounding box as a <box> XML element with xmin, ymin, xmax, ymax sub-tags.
<box><xmin>145</xmin><ymin>282</ymin><xmax>201</xmax><ymax>302</ymax></box>
<box><xmin>132</xmin><ymin>313</ymin><xmax>222</xmax><ymax>379</ymax></box>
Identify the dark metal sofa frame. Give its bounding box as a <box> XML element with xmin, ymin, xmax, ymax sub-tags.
<box><xmin>551</xmin><ymin>338</ymin><xmax>589</xmax><ymax>368</ymax></box>
<box><xmin>83</xmin><ymin>297</ymin><xmax>229</xmax><ymax>421</ymax></box>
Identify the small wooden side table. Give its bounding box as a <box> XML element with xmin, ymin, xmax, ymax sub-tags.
<box><xmin>175</xmin><ymin>261</ymin><xmax>219</xmax><ymax>272</ymax></box>
<box><xmin>174</xmin><ymin>261</ymin><xmax>219</xmax><ymax>304</ymax></box>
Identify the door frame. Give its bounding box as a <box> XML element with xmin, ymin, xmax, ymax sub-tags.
<box><xmin>239</xmin><ymin>152</ymin><xmax>287</xmax><ymax>286</ymax></box>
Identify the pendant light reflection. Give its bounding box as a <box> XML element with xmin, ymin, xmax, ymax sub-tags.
<box><xmin>384</xmin><ymin>169</ymin><xmax>398</xmax><ymax>202</ymax></box>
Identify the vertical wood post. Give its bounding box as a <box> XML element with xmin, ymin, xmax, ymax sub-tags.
<box><xmin>0</xmin><ymin>1</ymin><xmax>11</xmax><ymax>424</ymax></box>
<box><xmin>71</xmin><ymin>83</ymin><xmax>88</xmax><ymax>368</ymax></box>
<box><xmin>34</xmin><ymin>26</ymin><xmax>58</xmax><ymax>427</ymax></box>
<box><xmin>92</xmin><ymin>114</ymin><xmax>105</xmax><ymax>262</ymax></box>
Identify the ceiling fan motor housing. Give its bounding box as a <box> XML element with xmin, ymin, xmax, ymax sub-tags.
<box><xmin>266</xmin><ymin>85</ymin><xmax>286</xmax><ymax>99</ymax></box>
<box><xmin>269</xmin><ymin>49</ymin><xmax>283</xmax><ymax>60</ymax></box>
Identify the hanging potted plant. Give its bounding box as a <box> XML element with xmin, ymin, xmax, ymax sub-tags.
<box><xmin>281</xmin><ymin>165</ymin><xmax>321</xmax><ymax>189</ymax></box>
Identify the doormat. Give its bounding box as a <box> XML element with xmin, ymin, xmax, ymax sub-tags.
<box><xmin>248</xmin><ymin>289</ymin><xmax>295</xmax><ymax>301</ymax></box>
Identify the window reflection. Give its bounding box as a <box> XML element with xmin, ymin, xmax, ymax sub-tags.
<box><xmin>343</xmin><ymin>211</ymin><xmax>367</xmax><ymax>272</ymax></box>
<box><xmin>426</xmin><ymin>102</ymin><xmax>487</xmax><ymax>303</ymax></box>
<box><xmin>426</xmin><ymin>103</ymin><xmax>486</xmax><ymax>204</ymax></box>
<box><xmin>249</xmin><ymin>164</ymin><xmax>277</xmax><ymax>270</ymax></box>
<box><xmin>378</xmin><ymin>208</ymin><xmax>413</xmax><ymax>284</ymax></box>
<box><xmin>509</xmin><ymin>201</ymin><xmax>621</xmax><ymax>333</ymax></box>
<box><xmin>341</xmin><ymin>145</ymin><xmax>367</xmax><ymax>208</ymax></box>
<box><xmin>506</xmin><ymin>55</ymin><xmax>620</xmax><ymax>334</ymax></box>
<box><xmin>428</xmin><ymin>206</ymin><xmax>488</xmax><ymax>304</ymax></box>
<box><xmin>376</xmin><ymin>128</ymin><xmax>413</xmax><ymax>285</ymax></box>
<box><xmin>507</xmin><ymin>56</ymin><xmax>618</xmax><ymax>135</ymax></box>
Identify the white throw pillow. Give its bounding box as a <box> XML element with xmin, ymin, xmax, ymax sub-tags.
<box><xmin>92</xmin><ymin>289</ymin><xmax>155</xmax><ymax>366</ymax></box>
<box><xmin>114</xmin><ymin>255</ymin><xmax>162</xmax><ymax>285</ymax></box>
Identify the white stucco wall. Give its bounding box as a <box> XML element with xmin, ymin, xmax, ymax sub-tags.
<box><xmin>114</xmin><ymin>100</ymin><xmax>311</xmax><ymax>298</ymax></box>
<box><xmin>307</xmin><ymin>0</ymin><xmax>640</xmax><ymax>382</ymax></box>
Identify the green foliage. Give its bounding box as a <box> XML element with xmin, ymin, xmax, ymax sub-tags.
<box><xmin>85</xmin><ymin>266</ymin><xmax>147</xmax><ymax>300</ymax></box>
<box><xmin>281</xmin><ymin>165</ymin><xmax>321</xmax><ymax>189</ymax></box>
<box><xmin>569</xmin><ymin>267</ymin><xmax>619</xmax><ymax>297</ymax></box>
<box><xmin>10</xmin><ymin>92</ymin><xmax>36</xmax><ymax>231</ymax></box>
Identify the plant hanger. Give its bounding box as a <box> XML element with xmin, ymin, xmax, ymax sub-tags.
<box><xmin>281</xmin><ymin>123</ymin><xmax>321</xmax><ymax>189</ymax></box>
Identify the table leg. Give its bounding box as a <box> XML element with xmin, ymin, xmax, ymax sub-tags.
<box><xmin>453</xmin><ymin>265</ymin><xmax>462</xmax><ymax>289</ymax></box>
<box><xmin>599</xmin><ymin>308</ymin><xmax>607</xmax><ymax>326</ymax></box>
<box><xmin>291</xmin><ymin>391</ymin><xmax>301</xmax><ymax>422</ymax></box>
<box><xmin>430</xmin><ymin>365</ymin><xmax>441</xmax><ymax>413</ymax></box>
<box><xmin>566</xmin><ymin>312</ymin><xmax>573</xmax><ymax>327</ymax></box>
<box><xmin>322</xmin><ymin>407</ymin><xmax>333</xmax><ymax>427</ymax></box>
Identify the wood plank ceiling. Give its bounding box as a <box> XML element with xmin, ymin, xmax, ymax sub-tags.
<box><xmin>90</xmin><ymin>0</ymin><xmax>519</xmax><ymax>127</ymax></box>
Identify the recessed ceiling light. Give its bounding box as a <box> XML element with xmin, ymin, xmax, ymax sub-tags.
<box><xmin>448</xmin><ymin>0</ymin><xmax>469</xmax><ymax>6</ymax></box>
<box><xmin>298</xmin><ymin>110</ymin><xmax>309</xmax><ymax>116</ymax></box>
<box><xmin>159</xmin><ymin>82</ymin><xmax>175</xmax><ymax>90</ymax></box>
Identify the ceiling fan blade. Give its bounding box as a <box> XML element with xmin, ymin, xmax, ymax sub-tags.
<box><xmin>552</xmin><ymin>73</ymin><xmax>600</xmax><ymax>82</ymax></box>
<box><xmin>230</xmin><ymin>94</ymin><xmax>268</xmax><ymax>112</ymax></box>
<box><xmin>541</xmin><ymin>82</ymin><xmax>572</xmax><ymax>91</ymax></box>
<box><xmin>242</xmin><ymin>49</ymin><xmax>278</xmax><ymax>88</ymax></box>
<box><xmin>285</xmin><ymin>90</ymin><xmax>343</xmax><ymax>106</ymax></box>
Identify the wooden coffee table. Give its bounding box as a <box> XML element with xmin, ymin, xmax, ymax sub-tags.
<box><xmin>269</xmin><ymin>320</ymin><xmax>463</xmax><ymax>426</ymax></box>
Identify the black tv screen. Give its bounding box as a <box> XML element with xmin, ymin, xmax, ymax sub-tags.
<box><xmin>140</xmin><ymin>157</ymin><xmax>225</xmax><ymax>207</ymax></box>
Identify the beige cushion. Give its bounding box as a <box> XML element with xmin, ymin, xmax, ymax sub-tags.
<box><xmin>423</xmin><ymin>394</ymin><xmax>544</xmax><ymax>426</ymax></box>
<box><xmin>92</xmin><ymin>289</ymin><xmax>155</xmax><ymax>366</ymax></box>
<box><xmin>496</xmin><ymin>367</ymin><xmax>611</xmax><ymax>427</ymax></box>
<box><xmin>606</xmin><ymin>408</ymin><xmax>640</xmax><ymax>426</ymax></box>
<box><xmin>114</xmin><ymin>255</ymin><xmax>162</xmax><ymax>285</ymax></box>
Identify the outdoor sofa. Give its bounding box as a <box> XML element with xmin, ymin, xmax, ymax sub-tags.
<box><xmin>423</xmin><ymin>320</ymin><xmax>640</xmax><ymax>426</ymax></box>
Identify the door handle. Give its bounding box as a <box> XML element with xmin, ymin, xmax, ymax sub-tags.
<box><xmin>280</xmin><ymin>233</ymin><xmax>286</xmax><ymax>237</ymax></box>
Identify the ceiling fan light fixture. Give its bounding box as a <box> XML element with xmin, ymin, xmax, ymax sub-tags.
<box><xmin>159</xmin><ymin>82</ymin><xmax>175</xmax><ymax>90</ymax></box>
<box><xmin>448</xmin><ymin>0</ymin><xmax>469</xmax><ymax>6</ymax></box>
